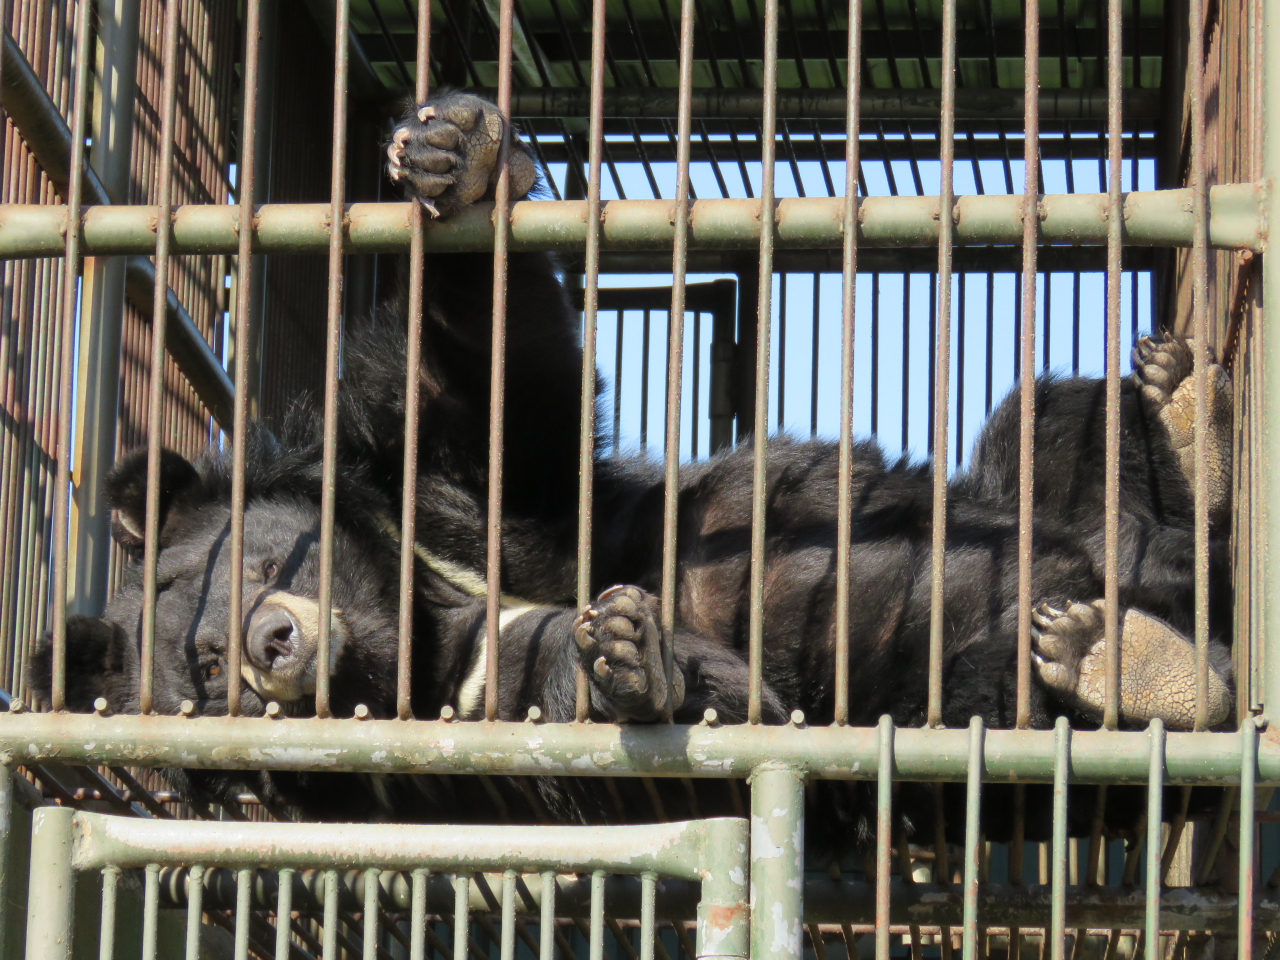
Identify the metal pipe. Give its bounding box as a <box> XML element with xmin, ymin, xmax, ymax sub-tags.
<box><xmin>875</xmin><ymin>719</ymin><xmax>893</xmax><ymax>960</ymax></box>
<box><xmin>0</xmin><ymin>764</ymin><xmax>11</xmax><ymax>956</ymax></box>
<box><xmin>316</xmin><ymin>0</ymin><xmax>352</xmax><ymax>720</ymax></box>
<box><xmin>1263</xmin><ymin>0</ymin><xmax>1280</xmax><ymax>726</ymax></box>
<box><xmin>24</xmin><ymin>807</ymin><xmax>76</xmax><ymax>960</ymax></box>
<box><xmin>961</xmin><ymin>718</ymin><xmax>983</xmax><ymax>958</ymax></box>
<box><xmin>1050</xmin><ymin>719</ymin><xmax>1069</xmax><ymax>960</ymax></box>
<box><xmin>101</xmin><ymin>865</ymin><xmax>120</xmax><ymax>960</ymax></box>
<box><xmin>1241</xmin><ymin>718</ymin><xmax>1259</xmax><ymax>957</ymax></box>
<box><xmin>186</xmin><ymin>864</ymin><xmax>204</xmax><ymax>960</ymax></box>
<box><xmin>749</xmin><ymin>767</ymin><xmax>805</xmax><ymax>960</ymax></box>
<box><xmin>485</xmin><ymin>0</ymin><xmax>518</xmax><ymax>723</ymax></box>
<box><xmin>1144</xmin><ymin>721</ymin><xmax>1165</xmax><ymax>957</ymax></box>
<box><xmin>0</xmin><ymin>28</ymin><xmax>231</xmax><ymax>433</ymax></box>
<box><xmin>49</xmin><ymin>0</ymin><xmax>95</xmax><ymax>713</ymax></box>
<box><xmin>4</xmin><ymin>713</ymin><xmax>1277</xmax><ymax>783</ymax></box>
<box><xmin>1</xmin><ymin>186</ymin><xmax>1259</xmax><ymax>258</ymax></box>
<box><xmin>485</xmin><ymin>87</ymin><xmax>1164</xmax><ymax>120</ymax></box>
<box><xmin>410</xmin><ymin>869</ymin><xmax>428</xmax><ymax>960</ymax></box>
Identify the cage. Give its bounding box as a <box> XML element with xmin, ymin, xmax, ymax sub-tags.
<box><xmin>0</xmin><ymin>0</ymin><xmax>1275</xmax><ymax>959</ymax></box>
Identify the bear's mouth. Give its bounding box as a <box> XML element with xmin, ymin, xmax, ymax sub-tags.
<box><xmin>241</xmin><ymin>591</ymin><xmax>349</xmax><ymax>703</ymax></box>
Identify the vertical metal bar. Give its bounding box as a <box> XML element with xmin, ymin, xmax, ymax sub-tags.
<box><xmin>49</xmin><ymin>0</ymin><xmax>97</xmax><ymax>712</ymax></box>
<box><xmin>411</xmin><ymin>870</ymin><xmax>429</xmax><ymax>960</ymax></box>
<box><xmin>317</xmin><ymin>0</ymin><xmax>352</xmax><ymax>720</ymax></box>
<box><xmin>750</xmin><ymin>766</ymin><xmax>805</xmax><ymax>960</ymax></box>
<box><xmin>100</xmin><ymin>866</ymin><xmax>120</xmax><ymax>960</ymax></box>
<box><xmin>1265</xmin><ymin>0</ymin><xmax>1280</xmax><ymax>724</ymax></box>
<box><xmin>747</xmin><ymin>0</ymin><xmax>781</xmax><ymax>725</ymax></box>
<box><xmin>185</xmin><ymin>865</ymin><xmax>204</xmax><ymax>960</ymax></box>
<box><xmin>1015</xmin><ymin>0</ymin><xmax>1040</xmax><ymax>730</ymax></box>
<box><xmin>875</xmin><ymin>717</ymin><xmax>892</xmax><ymax>960</ymax></box>
<box><xmin>25</xmin><ymin>808</ymin><xmax>75</xmax><ymax>960</ymax></box>
<box><xmin>778</xmin><ymin>274</ymin><xmax>787</xmax><ymax>430</ymax></box>
<box><xmin>276</xmin><ymin>868</ymin><xmax>295</xmax><ymax>960</ymax></box>
<box><xmin>454</xmin><ymin>874</ymin><xmax>470</xmax><ymax>960</ymax></box>
<box><xmin>1050</xmin><ymin>718</ymin><xmax>1070</xmax><ymax>960</ymax></box>
<box><xmin>640</xmin><ymin>873</ymin><xmax>656</xmax><ymax>960</ymax></box>
<box><xmin>1188</xmin><ymin>0</ymin><xmax>1210</xmax><ymax>729</ymax></box>
<box><xmin>138</xmin><ymin>0</ymin><xmax>182</xmax><ymax>716</ymax></box>
<box><xmin>1144</xmin><ymin>721</ymin><xmax>1165</xmax><ymax>958</ymax></box>
<box><xmin>228</xmin><ymin>0</ymin><xmax>264</xmax><ymax>719</ymax></box>
<box><xmin>364</xmin><ymin>868</ymin><xmax>380</xmax><ymax>960</ymax></box>
<box><xmin>1240</xmin><ymin>718</ymin><xmax>1259</xmax><ymax>960</ymax></box>
<box><xmin>142</xmin><ymin>864</ymin><xmax>160</xmax><ymax>960</ymax></box>
<box><xmin>501</xmin><ymin>871</ymin><xmax>518</xmax><ymax>960</ymax></box>
<box><xmin>235</xmin><ymin>867</ymin><xmax>252</xmax><ymax>960</ymax></box>
<box><xmin>810</xmin><ymin>275</ymin><xmax>820</xmax><ymax>439</ymax></box>
<box><xmin>662</xmin><ymin>0</ymin><xmax>698</xmax><ymax>721</ymax></box>
<box><xmin>614</xmin><ymin>314</ymin><xmax>625</xmax><ymax>453</ymax></box>
<box><xmin>540</xmin><ymin>872</ymin><xmax>557</xmax><ymax>960</ymax></box>
<box><xmin>575</xmin><ymin>0</ymin><xmax>608</xmax><ymax>722</ymax></box>
<box><xmin>642</xmin><ymin>312</ymin><xmax>652</xmax><ymax>451</ymax></box>
<box><xmin>0</xmin><ymin>764</ymin><xmax>10</xmax><ymax>959</ymax></box>
<box><xmin>692</xmin><ymin>312</ymin><xmax>702</xmax><ymax>458</ymax></box>
<box><xmin>484</xmin><ymin>0</ymin><xmax>517</xmax><ymax>723</ymax></box>
<box><xmin>833</xmin><ymin>0</ymin><xmax>862</xmax><ymax>722</ymax></box>
<box><xmin>399</xmin><ymin>0</ymin><xmax>433</xmax><ymax>723</ymax></box>
<box><xmin>590</xmin><ymin>872</ymin><xmax>605</xmax><ymax>960</ymax></box>
<box><xmin>961</xmin><ymin>718</ymin><xmax>984</xmax><ymax>959</ymax></box>
<box><xmin>1102</xmin><ymin>0</ymin><xmax>1124</xmax><ymax>729</ymax></box>
<box><xmin>926</xmin><ymin>0</ymin><xmax>957</xmax><ymax>729</ymax></box>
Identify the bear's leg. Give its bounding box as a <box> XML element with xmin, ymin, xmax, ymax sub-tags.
<box><xmin>1132</xmin><ymin>333</ymin><xmax>1233</xmax><ymax>522</ymax></box>
<box><xmin>386</xmin><ymin>92</ymin><xmax>538</xmax><ymax>218</ymax></box>
<box><xmin>1030</xmin><ymin>599</ymin><xmax>1233</xmax><ymax>729</ymax></box>
<box><xmin>573</xmin><ymin>585</ymin><xmax>686</xmax><ymax>722</ymax></box>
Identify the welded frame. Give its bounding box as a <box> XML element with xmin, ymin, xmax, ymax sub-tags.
<box><xmin>0</xmin><ymin>0</ymin><xmax>1275</xmax><ymax>956</ymax></box>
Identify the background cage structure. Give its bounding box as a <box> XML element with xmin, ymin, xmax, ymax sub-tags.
<box><xmin>0</xmin><ymin>0</ymin><xmax>1278</xmax><ymax>958</ymax></box>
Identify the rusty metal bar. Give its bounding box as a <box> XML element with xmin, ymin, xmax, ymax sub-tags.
<box><xmin>0</xmin><ymin>187</ymin><xmax>1263</xmax><ymax>257</ymax></box>
<box><xmin>1102</xmin><ymin>0</ymin><xmax>1124</xmax><ymax>730</ymax></box>
<box><xmin>832</xmin><ymin>0</ymin><xmax>862</xmax><ymax>727</ymax></box>
<box><xmin>875</xmin><ymin>718</ymin><xmax>892</xmax><ymax>960</ymax></box>
<box><xmin>746</xmin><ymin>0</ymin><xmax>780</xmax><ymax>726</ymax></box>
<box><xmin>575</xmin><ymin>0</ymin><xmax>609</xmax><ymax>723</ymax></box>
<box><xmin>661</xmin><ymin>0</ymin><xmax>698</xmax><ymax>722</ymax></box>
<box><xmin>141</xmin><ymin>0</ymin><xmax>184</xmax><ymax>713</ymax></box>
<box><xmin>48</xmin><ymin>0</ymin><xmax>95</xmax><ymax>713</ymax></box>
<box><xmin>490</xmin><ymin>87</ymin><xmax>1164</xmax><ymax>119</ymax></box>
<box><xmin>1144</xmin><ymin>721</ymin><xmax>1165</xmax><ymax>956</ymax></box>
<box><xmin>1015</xmin><ymin>0</ymin><xmax>1040</xmax><ymax>730</ymax></box>
<box><xmin>398</xmin><ymin>0</ymin><xmax>433</xmax><ymax>723</ymax></box>
<box><xmin>485</xmin><ymin>0</ymin><xmax>517</xmax><ymax>723</ymax></box>
<box><xmin>317</xmin><ymin>0</ymin><xmax>352</xmax><ymax>720</ymax></box>
<box><xmin>1188</xmin><ymin>0</ymin><xmax>1211</xmax><ymax>730</ymax></box>
<box><xmin>227</xmin><ymin>0</ymin><xmax>264</xmax><ymax>719</ymax></box>
<box><xmin>926</xmin><ymin>0</ymin><xmax>958</xmax><ymax>729</ymax></box>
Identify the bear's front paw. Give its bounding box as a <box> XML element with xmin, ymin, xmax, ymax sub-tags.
<box><xmin>385</xmin><ymin>92</ymin><xmax>537</xmax><ymax>219</ymax></box>
<box><xmin>573</xmin><ymin>585</ymin><xmax>684</xmax><ymax>721</ymax></box>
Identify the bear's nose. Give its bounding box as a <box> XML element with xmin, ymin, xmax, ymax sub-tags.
<box><xmin>248</xmin><ymin>606</ymin><xmax>299</xmax><ymax>670</ymax></box>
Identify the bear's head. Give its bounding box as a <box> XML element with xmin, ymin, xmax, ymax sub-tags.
<box><xmin>27</xmin><ymin>436</ymin><xmax>401</xmax><ymax>720</ymax></box>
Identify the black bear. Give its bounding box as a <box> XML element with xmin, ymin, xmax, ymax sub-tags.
<box><xmin>29</xmin><ymin>92</ymin><xmax>1234</xmax><ymax>844</ymax></box>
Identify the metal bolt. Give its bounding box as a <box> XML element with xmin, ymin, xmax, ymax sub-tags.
<box><xmin>179</xmin><ymin>700</ymin><xmax>196</xmax><ymax>717</ymax></box>
<box><xmin>526</xmin><ymin>705</ymin><xmax>543</xmax><ymax>723</ymax></box>
<box><xmin>265</xmin><ymin>701</ymin><xmax>282</xmax><ymax>719</ymax></box>
<box><xmin>702</xmin><ymin>707</ymin><xmax>719</xmax><ymax>726</ymax></box>
<box><xmin>9</xmin><ymin>699</ymin><xmax>26</xmax><ymax>714</ymax></box>
<box><xmin>354</xmin><ymin>704</ymin><xmax>371</xmax><ymax>720</ymax></box>
<box><xmin>440</xmin><ymin>704</ymin><xmax>456</xmax><ymax>722</ymax></box>
<box><xmin>789</xmin><ymin>709</ymin><xmax>806</xmax><ymax>727</ymax></box>
<box><xmin>93</xmin><ymin>697</ymin><xmax>110</xmax><ymax>716</ymax></box>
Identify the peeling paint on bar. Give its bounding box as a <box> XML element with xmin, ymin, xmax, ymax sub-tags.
<box><xmin>1</xmin><ymin>714</ymin><xmax>1275</xmax><ymax>784</ymax></box>
<box><xmin>0</xmin><ymin>183</ymin><xmax>1263</xmax><ymax>258</ymax></box>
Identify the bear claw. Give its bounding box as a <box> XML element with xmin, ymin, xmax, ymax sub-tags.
<box><xmin>573</xmin><ymin>585</ymin><xmax>685</xmax><ymax>721</ymax></box>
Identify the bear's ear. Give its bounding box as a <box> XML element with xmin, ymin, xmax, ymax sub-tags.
<box><xmin>105</xmin><ymin>449</ymin><xmax>205</xmax><ymax>552</ymax></box>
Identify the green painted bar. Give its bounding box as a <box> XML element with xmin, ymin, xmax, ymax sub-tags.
<box><xmin>0</xmin><ymin>184</ymin><xmax>1262</xmax><ymax>258</ymax></box>
<box><xmin>24</xmin><ymin>807</ymin><xmax>76</xmax><ymax>960</ymax></box>
<box><xmin>2</xmin><ymin>714</ymin><xmax>1276</xmax><ymax>785</ymax></box>
<box><xmin>749</xmin><ymin>766</ymin><xmax>805</xmax><ymax>960</ymax></box>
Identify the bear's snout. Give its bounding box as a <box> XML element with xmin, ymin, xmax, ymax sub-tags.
<box><xmin>249</xmin><ymin>606</ymin><xmax>300</xmax><ymax>669</ymax></box>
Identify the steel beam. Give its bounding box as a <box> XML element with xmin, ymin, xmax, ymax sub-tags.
<box><xmin>486</xmin><ymin>87</ymin><xmax>1164</xmax><ymax>120</ymax></box>
<box><xmin>749</xmin><ymin>766</ymin><xmax>805</xmax><ymax>960</ymax></box>
<box><xmin>2</xmin><ymin>713</ymin><xmax>1271</xmax><ymax>788</ymax></box>
<box><xmin>0</xmin><ymin>183</ymin><xmax>1263</xmax><ymax>259</ymax></box>
<box><xmin>0</xmin><ymin>28</ymin><xmax>233</xmax><ymax>432</ymax></box>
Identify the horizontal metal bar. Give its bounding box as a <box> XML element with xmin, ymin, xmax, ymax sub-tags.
<box><xmin>0</xmin><ymin>183</ymin><xmax>1261</xmax><ymax>258</ymax></box>
<box><xmin>487</xmin><ymin>87</ymin><xmax>1164</xmax><ymax>120</ymax></box>
<box><xmin>69</xmin><ymin>809</ymin><xmax>734</xmax><ymax>879</ymax></box>
<box><xmin>160</xmin><ymin>869</ymin><xmax>1280</xmax><ymax>932</ymax></box>
<box><xmin>3</xmin><ymin>714</ymin><xmax>1277</xmax><ymax>785</ymax></box>
<box><xmin>0</xmin><ymin>27</ymin><xmax>233</xmax><ymax>431</ymax></box>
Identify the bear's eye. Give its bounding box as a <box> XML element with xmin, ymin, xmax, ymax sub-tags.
<box><xmin>204</xmin><ymin>662</ymin><xmax>222</xmax><ymax>680</ymax></box>
<box><xmin>262</xmin><ymin>560</ymin><xmax>280</xmax><ymax>581</ymax></box>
